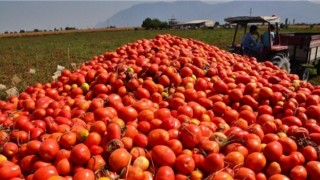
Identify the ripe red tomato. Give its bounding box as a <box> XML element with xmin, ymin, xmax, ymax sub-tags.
<box><xmin>0</xmin><ymin>161</ymin><xmax>22</xmax><ymax>180</ymax></box>
<box><xmin>245</xmin><ymin>152</ymin><xmax>266</xmax><ymax>172</ymax></box>
<box><xmin>278</xmin><ymin>136</ymin><xmax>298</xmax><ymax>155</ymax></box>
<box><xmin>32</xmin><ymin>165</ymin><xmax>58</xmax><ymax>180</ymax></box>
<box><xmin>109</xmin><ymin>148</ymin><xmax>131</xmax><ymax>172</ymax></box>
<box><xmin>2</xmin><ymin>142</ymin><xmax>18</xmax><ymax>158</ymax></box>
<box><xmin>90</xmin><ymin>120</ymin><xmax>107</xmax><ymax>135</ymax></box>
<box><xmin>174</xmin><ymin>154</ymin><xmax>195</xmax><ymax>175</ymax></box>
<box><xmin>306</xmin><ymin>161</ymin><xmax>320</xmax><ymax>180</ymax></box>
<box><xmin>84</xmin><ymin>132</ymin><xmax>101</xmax><ymax>148</ymax></box>
<box><xmin>19</xmin><ymin>155</ymin><xmax>38</xmax><ymax>173</ymax></box>
<box><xmin>73</xmin><ymin>169</ymin><xmax>95</xmax><ymax>180</ymax></box>
<box><xmin>56</xmin><ymin>158</ymin><xmax>72</xmax><ymax>176</ymax></box>
<box><xmin>147</xmin><ymin>129</ymin><xmax>170</xmax><ymax>147</ymax></box>
<box><xmin>179</xmin><ymin>124</ymin><xmax>202</xmax><ymax>148</ymax></box>
<box><xmin>203</xmin><ymin>153</ymin><xmax>224</xmax><ymax>173</ymax></box>
<box><xmin>87</xmin><ymin>155</ymin><xmax>106</xmax><ymax>172</ymax></box>
<box><xmin>39</xmin><ymin>139</ymin><xmax>59</xmax><ymax>161</ymax></box>
<box><xmin>290</xmin><ymin>165</ymin><xmax>307</xmax><ymax>180</ymax></box>
<box><xmin>224</xmin><ymin>151</ymin><xmax>244</xmax><ymax>169</ymax></box>
<box><xmin>133</xmin><ymin>133</ymin><xmax>148</xmax><ymax>148</ymax></box>
<box><xmin>155</xmin><ymin>166</ymin><xmax>175</xmax><ymax>180</ymax></box>
<box><xmin>152</xmin><ymin>145</ymin><xmax>176</xmax><ymax>166</ymax></box>
<box><xmin>265</xmin><ymin>161</ymin><xmax>281</xmax><ymax>176</ymax></box>
<box><xmin>263</xmin><ymin>141</ymin><xmax>283</xmax><ymax>161</ymax></box>
<box><xmin>121</xmin><ymin>165</ymin><xmax>144</xmax><ymax>180</ymax></box>
<box><xmin>268</xmin><ymin>174</ymin><xmax>290</xmax><ymax>180</ymax></box>
<box><xmin>58</xmin><ymin>132</ymin><xmax>77</xmax><ymax>149</ymax></box>
<box><xmin>234</xmin><ymin>167</ymin><xmax>256</xmax><ymax>180</ymax></box>
<box><xmin>118</xmin><ymin>106</ymin><xmax>138</xmax><ymax>122</ymax></box>
<box><xmin>302</xmin><ymin>145</ymin><xmax>318</xmax><ymax>161</ymax></box>
<box><xmin>70</xmin><ymin>143</ymin><xmax>91</xmax><ymax>166</ymax></box>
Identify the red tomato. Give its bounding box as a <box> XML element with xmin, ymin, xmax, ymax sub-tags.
<box><xmin>59</xmin><ymin>132</ymin><xmax>77</xmax><ymax>149</ymax></box>
<box><xmin>109</xmin><ymin>148</ymin><xmax>131</xmax><ymax>172</ymax></box>
<box><xmin>263</xmin><ymin>141</ymin><xmax>283</xmax><ymax>161</ymax></box>
<box><xmin>90</xmin><ymin>121</ymin><xmax>107</xmax><ymax>135</ymax></box>
<box><xmin>245</xmin><ymin>152</ymin><xmax>266</xmax><ymax>172</ymax></box>
<box><xmin>306</xmin><ymin>161</ymin><xmax>320</xmax><ymax>180</ymax></box>
<box><xmin>302</xmin><ymin>145</ymin><xmax>318</xmax><ymax>161</ymax></box>
<box><xmin>133</xmin><ymin>133</ymin><xmax>148</xmax><ymax>148</ymax></box>
<box><xmin>155</xmin><ymin>166</ymin><xmax>175</xmax><ymax>180</ymax></box>
<box><xmin>84</xmin><ymin>132</ymin><xmax>101</xmax><ymax>148</ymax></box>
<box><xmin>203</xmin><ymin>153</ymin><xmax>224</xmax><ymax>173</ymax></box>
<box><xmin>290</xmin><ymin>165</ymin><xmax>307</xmax><ymax>180</ymax></box>
<box><xmin>0</xmin><ymin>161</ymin><xmax>22</xmax><ymax>180</ymax></box>
<box><xmin>147</xmin><ymin>129</ymin><xmax>170</xmax><ymax>147</ymax></box>
<box><xmin>224</xmin><ymin>143</ymin><xmax>249</xmax><ymax>158</ymax></box>
<box><xmin>154</xmin><ymin>108</ymin><xmax>171</xmax><ymax>120</ymax></box>
<box><xmin>179</xmin><ymin>124</ymin><xmax>202</xmax><ymax>148</ymax></box>
<box><xmin>19</xmin><ymin>155</ymin><xmax>38</xmax><ymax>173</ymax></box>
<box><xmin>39</xmin><ymin>139</ymin><xmax>59</xmax><ymax>161</ymax></box>
<box><xmin>278</xmin><ymin>136</ymin><xmax>298</xmax><ymax>155</ymax></box>
<box><xmin>2</xmin><ymin>142</ymin><xmax>18</xmax><ymax>158</ymax></box>
<box><xmin>152</xmin><ymin>145</ymin><xmax>176</xmax><ymax>166</ymax></box>
<box><xmin>224</xmin><ymin>151</ymin><xmax>244</xmax><ymax>169</ymax></box>
<box><xmin>86</xmin><ymin>155</ymin><xmax>106</xmax><ymax>172</ymax></box>
<box><xmin>121</xmin><ymin>165</ymin><xmax>144</xmax><ymax>180</ymax></box>
<box><xmin>174</xmin><ymin>154</ymin><xmax>195</xmax><ymax>175</ymax></box>
<box><xmin>73</xmin><ymin>169</ymin><xmax>95</xmax><ymax>180</ymax></box>
<box><xmin>32</xmin><ymin>165</ymin><xmax>58</xmax><ymax>180</ymax></box>
<box><xmin>70</xmin><ymin>143</ymin><xmax>91</xmax><ymax>166</ymax></box>
<box><xmin>239</xmin><ymin>109</ymin><xmax>256</xmax><ymax>125</ymax></box>
<box><xmin>268</xmin><ymin>174</ymin><xmax>290</xmax><ymax>180</ymax></box>
<box><xmin>234</xmin><ymin>167</ymin><xmax>256</xmax><ymax>180</ymax></box>
<box><xmin>265</xmin><ymin>161</ymin><xmax>281</xmax><ymax>176</ymax></box>
<box><xmin>118</xmin><ymin>106</ymin><xmax>138</xmax><ymax>122</ymax></box>
<box><xmin>56</xmin><ymin>158</ymin><xmax>72</xmax><ymax>176</ymax></box>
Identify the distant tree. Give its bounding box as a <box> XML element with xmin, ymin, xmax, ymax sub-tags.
<box><xmin>34</xmin><ymin>29</ymin><xmax>40</xmax><ymax>32</ymax></box>
<box><xmin>142</xmin><ymin>18</ymin><xmax>167</xmax><ymax>30</ymax></box>
<box><xmin>142</xmin><ymin>18</ymin><xmax>153</xmax><ymax>29</ymax></box>
<box><xmin>151</xmin><ymin>18</ymin><xmax>162</xmax><ymax>29</ymax></box>
<box><xmin>214</xmin><ymin>22</ymin><xmax>220</xmax><ymax>27</ymax></box>
<box><xmin>4</xmin><ymin>31</ymin><xmax>8</xmax><ymax>34</ymax></box>
<box><xmin>293</xmin><ymin>19</ymin><xmax>295</xmax><ymax>25</ymax></box>
<box><xmin>54</xmin><ymin>28</ymin><xmax>59</xmax><ymax>31</ymax></box>
<box><xmin>285</xmin><ymin>18</ymin><xmax>289</xmax><ymax>29</ymax></box>
<box><xmin>20</xmin><ymin>30</ymin><xmax>25</xmax><ymax>33</ymax></box>
<box><xmin>65</xmin><ymin>27</ymin><xmax>76</xmax><ymax>30</ymax></box>
<box><xmin>310</xmin><ymin>24</ymin><xmax>315</xmax><ymax>29</ymax></box>
<box><xmin>159</xmin><ymin>21</ymin><xmax>169</xmax><ymax>29</ymax></box>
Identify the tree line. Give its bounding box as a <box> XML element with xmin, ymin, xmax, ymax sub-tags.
<box><xmin>4</xmin><ymin>27</ymin><xmax>77</xmax><ymax>34</ymax></box>
<box><xmin>141</xmin><ymin>18</ymin><xmax>170</xmax><ymax>30</ymax></box>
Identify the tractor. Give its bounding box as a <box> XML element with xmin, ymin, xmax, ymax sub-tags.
<box><xmin>225</xmin><ymin>15</ymin><xmax>320</xmax><ymax>81</ymax></box>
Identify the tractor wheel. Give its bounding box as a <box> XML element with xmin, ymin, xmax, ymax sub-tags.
<box><xmin>299</xmin><ymin>67</ymin><xmax>310</xmax><ymax>81</ymax></box>
<box><xmin>271</xmin><ymin>53</ymin><xmax>291</xmax><ymax>73</ymax></box>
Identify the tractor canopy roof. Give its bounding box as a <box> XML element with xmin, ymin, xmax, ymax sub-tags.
<box><xmin>224</xmin><ymin>15</ymin><xmax>280</xmax><ymax>24</ymax></box>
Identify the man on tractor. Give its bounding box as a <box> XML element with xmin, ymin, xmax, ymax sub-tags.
<box><xmin>241</xmin><ymin>25</ymin><xmax>264</xmax><ymax>55</ymax></box>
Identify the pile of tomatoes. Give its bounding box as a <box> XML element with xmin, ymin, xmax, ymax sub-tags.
<box><xmin>1</xmin><ymin>34</ymin><xmax>320</xmax><ymax>180</ymax></box>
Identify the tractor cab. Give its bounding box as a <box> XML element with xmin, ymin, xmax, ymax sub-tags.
<box><xmin>224</xmin><ymin>15</ymin><xmax>291</xmax><ymax>73</ymax></box>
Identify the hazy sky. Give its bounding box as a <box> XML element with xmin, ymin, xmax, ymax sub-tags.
<box><xmin>0</xmin><ymin>0</ymin><xmax>318</xmax><ymax>33</ymax></box>
<box><xmin>0</xmin><ymin>1</ymin><xmax>143</xmax><ymax>33</ymax></box>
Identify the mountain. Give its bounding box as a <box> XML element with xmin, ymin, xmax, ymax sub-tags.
<box><xmin>96</xmin><ymin>1</ymin><xmax>320</xmax><ymax>28</ymax></box>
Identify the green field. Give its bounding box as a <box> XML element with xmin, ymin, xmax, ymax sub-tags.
<box><xmin>0</xmin><ymin>27</ymin><xmax>319</xmax><ymax>100</ymax></box>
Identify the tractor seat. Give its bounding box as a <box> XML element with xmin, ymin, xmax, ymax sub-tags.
<box><xmin>271</xmin><ymin>45</ymin><xmax>288</xmax><ymax>51</ymax></box>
